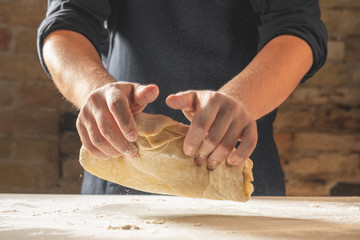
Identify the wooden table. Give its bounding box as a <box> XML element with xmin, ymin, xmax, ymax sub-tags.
<box><xmin>0</xmin><ymin>194</ymin><xmax>359</xmax><ymax>239</ymax></box>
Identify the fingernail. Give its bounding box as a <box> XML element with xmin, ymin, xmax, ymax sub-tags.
<box><xmin>207</xmin><ymin>160</ymin><xmax>217</xmax><ymax>170</ymax></box>
<box><xmin>229</xmin><ymin>157</ymin><xmax>243</xmax><ymax>165</ymax></box>
<box><xmin>126</xmin><ymin>144</ymin><xmax>138</xmax><ymax>157</ymax></box>
<box><xmin>128</xmin><ymin>132</ymin><xmax>137</xmax><ymax>142</ymax></box>
<box><xmin>228</xmin><ymin>158</ymin><xmax>237</xmax><ymax>165</ymax></box>
<box><xmin>184</xmin><ymin>146</ymin><xmax>194</xmax><ymax>156</ymax></box>
<box><xmin>195</xmin><ymin>156</ymin><xmax>204</xmax><ymax>165</ymax></box>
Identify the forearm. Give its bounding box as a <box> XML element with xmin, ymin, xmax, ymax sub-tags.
<box><xmin>219</xmin><ymin>35</ymin><xmax>313</xmax><ymax>120</ymax></box>
<box><xmin>43</xmin><ymin>30</ymin><xmax>115</xmax><ymax>109</ymax></box>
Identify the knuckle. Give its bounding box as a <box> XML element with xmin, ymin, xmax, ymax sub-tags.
<box><xmin>88</xmin><ymin>91</ymin><xmax>100</xmax><ymax>103</ymax></box>
<box><xmin>231</xmin><ymin>153</ymin><xmax>243</xmax><ymax>162</ymax></box>
<box><xmin>108</xmin><ymin>97</ymin><xmax>124</xmax><ymax>112</ymax></box>
<box><xmin>92</xmin><ymin>135</ymin><xmax>104</xmax><ymax>147</ymax></box>
<box><xmin>207</xmin><ymin>158</ymin><xmax>220</xmax><ymax>169</ymax></box>
<box><xmin>232</xmin><ymin>102</ymin><xmax>242</xmax><ymax>112</ymax></box>
<box><xmin>209</xmin><ymin>91</ymin><xmax>222</xmax><ymax>102</ymax></box>
<box><xmin>77</xmin><ymin>108</ymin><xmax>86</xmax><ymax>121</ymax></box>
<box><xmin>240</xmin><ymin>139</ymin><xmax>252</xmax><ymax>150</ymax></box>
<box><xmin>250</xmin><ymin>133</ymin><xmax>258</xmax><ymax>144</ymax></box>
<box><xmin>218</xmin><ymin>143</ymin><xmax>233</xmax><ymax>154</ymax></box>
<box><xmin>222</xmin><ymin>103</ymin><xmax>234</xmax><ymax>114</ymax></box>
<box><xmin>104</xmin><ymin>83</ymin><xmax>115</xmax><ymax>90</ymax></box>
<box><xmin>118</xmin><ymin>118</ymin><xmax>133</xmax><ymax>135</ymax></box>
<box><xmin>84</xmin><ymin>143</ymin><xmax>98</xmax><ymax>155</ymax></box>
<box><xmin>231</xmin><ymin>104</ymin><xmax>243</xmax><ymax>117</ymax></box>
<box><xmin>244</xmin><ymin>132</ymin><xmax>258</xmax><ymax>148</ymax></box>
<box><xmin>192</xmin><ymin>120</ymin><xmax>206</xmax><ymax>133</ymax></box>
<box><xmin>75</xmin><ymin>117</ymin><xmax>82</xmax><ymax>129</ymax></box>
<box><xmin>204</xmin><ymin>136</ymin><xmax>218</xmax><ymax>149</ymax></box>
<box><xmin>98</xmin><ymin>122</ymin><xmax>112</xmax><ymax>139</ymax></box>
<box><xmin>196</xmin><ymin>114</ymin><xmax>208</xmax><ymax>126</ymax></box>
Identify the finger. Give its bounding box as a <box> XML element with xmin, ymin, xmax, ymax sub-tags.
<box><xmin>107</xmin><ymin>94</ymin><xmax>138</xmax><ymax>142</ymax></box>
<box><xmin>85</xmin><ymin>116</ymin><xmax>124</xmax><ymax>157</ymax></box>
<box><xmin>133</xmin><ymin>84</ymin><xmax>159</xmax><ymax>106</ymax></box>
<box><xmin>183</xmin><ymin>100</ymin><xmax>219</xmax><ymax>156</ymax></box>
<box><xmin>166</xmin><ymin>91</ymin><xmax>196</xmax><ymax>111</ymax></box>
<box><xmin>228</xmin><ymin>121</ymin><xmax>258</xmax><ymax>165</ymax></box>
<box><xmin>206</xmin><ymin>120</ymin><xmax>242</xmax><ymax>169</ymax></box>
<box><xmin>76</xmin><ymin>119</ymin><xmax>110</xmax><ymax>159</ymax></box>
<box><xmin>95</xmin><ymin>112</ymin><xmax>138</xmax><ymax>156</ymax></box>
<box><xmin>195</xmin><ymin>109</ymin><xmax>233</xmax><ymax>166</ymax></box>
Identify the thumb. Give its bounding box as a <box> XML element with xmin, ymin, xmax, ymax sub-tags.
<box><xmin>166</xmin><ymin>91</ymin><xmax>196</xmax><ymax>110</ymax></box>
<box><xmin>133</xmin><ymin>84</ymin><xmax>159</xmax><ymax>106</ymax></box>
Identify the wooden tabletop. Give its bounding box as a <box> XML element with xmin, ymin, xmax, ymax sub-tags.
<box><xmin>0</xmin><ymin>194</ymin><xmax>359</xmax><ymax>239</ymax></box>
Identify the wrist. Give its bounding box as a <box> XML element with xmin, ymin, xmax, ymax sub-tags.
<box><xmin>77</xmin><ymin>68</ymin><xmax>116</xmax><ymax>108</ymax></box>
<box><xmin>217</xmin><ymin>89</ymin><xmax>253</xmax><ymax>119</ymax></box>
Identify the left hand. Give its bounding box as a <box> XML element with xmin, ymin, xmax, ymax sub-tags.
<box><xmin>166</xmin><ymin>90</ymin><xmax>258</xmax><ymax>169</ymax></box>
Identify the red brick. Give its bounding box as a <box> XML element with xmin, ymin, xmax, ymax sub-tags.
<box><xmin>18</xmin><ymin>82</ymin><xmax>63</xmax><ymax>108</ymax></box>
<box><xmin>50</xmin><ymin>178</ymin><xmax>82</xmax><ymax>194</ymax></box>
<box><xmin>328</xmin><ymin>108</ymin><xmax>360</xmax><ymax>131</ymax></box>
<box><xmin>0</xmin><ymin>161</ymin><xmax>59</xmax><ymax>193</ymax></box>
<box><xmin>9</xmin><ymin>1</ymin><xmax>47</xmax><ymax>28</ymax></box>
<box><xmin>273</xmin><ymin>132</ymin><xmax>292</xmax><ymax>151</ymax></box>
<box><xmin>58</xmin><ymin>101</ymin><xmax>80</xmax><ymax>114</ymax></box>
<box><xmin>0</xmin><ymin>1</ymin><xmax>46</xmax><ymax>27</ymax></box>
<box><xmin>320</xmin><ymin>0</ymin><xmax>360</xmax><ymax>8</ymax></box>
<box><xmin>285</xmin><ymin>180</ymin><xmax>330</xmax><ymax>196</ymax></box>
<box><xmin>293</xmin><ymin>132</ymin><xmax>360</xmax><ymax>152</ymax></box>
<box><xmin>309</xmin><ymin>62</ymin><xmax>348</xmax><ymax>87</ymax></box>
<box><xmin>0</xmin><ymin>109</ymin><xmax>58</xmax><ymax>135</ymax></box>
<box><xmin>0</xmin><ymin>3</ymin><xmax>10</xmax><ymax>24</ymax></box>
<box><xmin>0</xmin><ymin>55</ymin><xmax>48</xmax><ymax>81</ymax></box>
<box><xmin>289</xmin><ymin>87</ymin><xmax>360</xmax><ymax>107</ymax></box>
<box><xmin>284</xmin><ymin>153</ymin><xmax>360</xmax><ymax>181</ymax></box>
<box><xmin>327</xmin><ymin>41</ymin><xmax>345</xmax><ymax>61</ymax></box>
<box><xmin>0</xmin><ymin>138</ymin><xmax>12</xmax><ymax>159</ymax></box>
<box><xmin>16</xmin><ymin>28</ymin><xmax>37</xmax><ymax>54</ymax></box>
<box><xmin>277</xmin><ymin>108</ymin><xmax>360</xmax><ymax>133</ymax></box>
<box><xmin>15</xmin><ymin>138</ymin><xmax>58</xmax><ymax>164</ymax></box>
<box><xmin>353</xmin><ymin>64</ymin><xmax>360</xmax><ymax>81</ymax></box>
<box><xmin>347</xmin><ymin>37</ymin><xmax>360</xmax><ymax>64</ymax></box>
<box><xmin>322</xmin><ymin>9</ymin><xmax>360</xmax><ymax>38</ymax></box>
<box><xmin>274</xmin><ymin>108</ymin><xmax>316</xmax><ymax>132</ymax></box>
<box><xmin>288</xmin><ymin>87</ymin><xmax>327</xmax><ymax>105</ymax></box>
<box><xmin>62</xmin><ymin>155</ymin><xmax>84</xmax><ymax>181</ymax></box>
<box><xmin>0</xmin><ymin>27</ymin><xmax>12</xmax><ymax>52</ymax></box>
<box><xmin>0</xmin><ymin>163</ymin><xmax>40</xmax><ymax>192</ymax></box>
<box><xmin>0</xmin><ymin>81</ymin><xmax>15</xmax><ymax>108</ymax></box>
<box><xmin>59</xmin><ymin>132</ymin><xmax>82</xmax><ymax>157</ymax></box>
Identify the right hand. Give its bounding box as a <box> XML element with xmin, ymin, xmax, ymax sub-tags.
<box><xmin>76</xmin><ymin>82</ymin><xmax>159</xmax><ymax>159</ymax></box>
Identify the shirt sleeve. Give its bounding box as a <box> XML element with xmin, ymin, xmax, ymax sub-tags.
<box><xmin>37</xmin><ymin>0</ymin><xmax>111</xmax><ymax>78</ymax></box>
<box><xmin>250</xmin><ymin>0</ymin><xmax>328</xmax><ymax>83</ymax></box>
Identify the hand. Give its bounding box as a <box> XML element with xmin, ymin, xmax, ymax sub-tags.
<box><xmin>76</xmin><ymin>82</ymin><xmax>159</xmax><ymax>159</ymax></box>
<box><xmin>166</xmin><ymin>90</ymin><xmax>257</xmax><ymax>169</ymax></box>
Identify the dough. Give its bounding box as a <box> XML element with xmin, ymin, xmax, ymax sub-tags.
<box><xmin>79</xmin><ymin>113</ymin><xmax>254</xmax><ymax>201</ymax></box>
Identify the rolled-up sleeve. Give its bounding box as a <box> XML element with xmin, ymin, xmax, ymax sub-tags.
<box><xmin>251</xmin><ymin>0</ymin><xmax>328</xmax><ymax>82</ymax></box>
<box><xmin>37</xmin><ymin>0</ymin><xmax>111</xmax><ymax>78</ymax></box>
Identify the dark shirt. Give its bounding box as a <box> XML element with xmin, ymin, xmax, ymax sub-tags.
<box><xmin>37</xmin><ymin>0</ymin><xmax>327</xmax><ymax>196</ymax></box>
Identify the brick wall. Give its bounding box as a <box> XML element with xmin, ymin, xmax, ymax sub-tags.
<box><xmin>0</xmin><ymin>0</ymin><xmax>82</xmax><ymax>193</ymax></box>
<box><xmin>0</xmin><ymin>0</ymin><xmax>359</xmax><ymax>195</ymax></box>
<box><xmin>274</xmin><ymin>0</ymin><xmax>360</xmax><ymax>196</ymax></box>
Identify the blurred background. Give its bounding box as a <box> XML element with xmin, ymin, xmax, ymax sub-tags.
<box><xmin>0</xmin><ymin>0</ymin><xmax>359</xmax><ymax>195</ymax></box>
